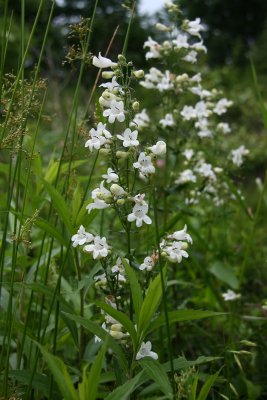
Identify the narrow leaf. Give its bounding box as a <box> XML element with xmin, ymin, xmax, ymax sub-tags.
<box><xmin>197</xmin><ymin>369</ymin><xmax>221</xmax><ymax>400</ymax></box>
<box><xmin>106</xmin><ymin>370</ymin><xmax>147</xmax><ymax>400</ymax></box>
<box><xmin>122</xmin><ymin>259</ymin><xmax>143</xmax><ymax>323</ymax></box>
<box><xmin>139</xmin><ymin>358</ymin><xmax>172</xmax><ymax>397</ymax></box>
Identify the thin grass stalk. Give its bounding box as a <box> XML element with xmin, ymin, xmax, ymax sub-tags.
<box><xmin>0</xmin><ymin>0</ymin><xmax>9</xmax><ymax>101</ymax></box>
<box><xmin>152</xmin><ymin>186</ymin><xmax>176</xmax><ymax>396</ymax></box>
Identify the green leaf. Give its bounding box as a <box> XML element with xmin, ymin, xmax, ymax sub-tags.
<box><xmin>197</xmin><ymin>369</ymin><xmax>221</xmax><ymax>400</ymax></box>
<box><xmin>209</xmin><ymin>262</ymin><xmax>239</xmax><ymax>290</ymax></box>
<box><xmin>139</xmin><ymin>358</ymin><xmax>172</xmax><ymax>398</ymax></box>
<box><xmin>106</xmin><ymin>370</ymin><xmax>147</xmax><ymax>400</ymax></box>
<box><xmin>79</xmin><ymin>339</ymin><xmax>107</xmax><ymax>400</ymax></box>
<box><xmin>122</xmin><ymin>259</ymin><xmax>143</xmax><ymax>323</ymax></box>
<box><xmin>35</xmin><ymin>217</ymin><xmax>69</xmax><ymax>246</ymax></box>
<box><xmin>147</xmin><ymin>309</ymin><xmax>223</xmax><ymax>334</ymax></box>
<box><xmin>8</xmin><ymin>370</ymin><xmax>60</xmax><ymax>397</ymax></box>
<box><xmin>190</xmin><ymin>372</ymin><xmax>199</xmax><ymax>400</ymax></box>
<box><xmin>164</xmin><ymin>356</ymin><xmax>222</xmax><ymax>372</ymax></box>
<box><xmin>37</xmin><ymin>344</ymin><xmax>78</xmax><ymax>400</ymax></box>
<box><xmin>95</xmin><ymin>301</ymin><xmax>137</xmax><ymax>348</ymax></box>
<box><xmin>62</xmin><ymin>312</ymin><xmax>128</xmax><ymax>372</ymax></box>
<box><xmin>44</xmin><ymin>159</ymin><xmax>87</xmax><ymax>184</ymax></box>
<box><xmin>42</xmin><ymin>179</ymin><xmax>72</xmax><ymax>232</ymax></box>
<box><xmin>137</xmin><ymin>266</ymin><xmax>166</xmax><ymax>339</ymax></box>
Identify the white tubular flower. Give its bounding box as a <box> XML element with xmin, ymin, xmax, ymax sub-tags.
<box><xmin>172</xmin><ymin>34</ymin><xmax>189</xmax><ymax>49</ymax></box>
<box><xmin>139</xmin><ymin>256</ymin><xmax>155</xmax><ymax>271</ymax></box>
<box><xmin>165</xmin><ymin>241</ymin><xmax>189</xmax><ymax>263</ymax></box>
<box><xmin>231</xmin><ymin>145</ymin><xmax>249</xmax><ymax>167</ymax></box>
<box><xmin>111</xmin><ymin>257</ymin><xmax>126</xmax><ymax>283</ymax></box>
<box><xmin>136</xmin><ymin>341</ymin><xmax>158</xmax><ymax>360</ymax></box>
<box><xmin>131</xmin><ymin>109</ymin><xmax>150</xmax><ymax>130</ymax></box>
<box><xmin>94</xmin><ymin>273</ymin><xmax>107</xmax><ymax>288</ymax></box>
<box><xmin>95</xmin><ymin>322</ymin><xmax>108</xmax><ymax>343</ymax></box>
<box><xmin>71</xmin><ymin>226</ymin><xmax>94</xmax><ymax>247</ymax></box>
<box><xmin>84</xmin><ymin>235</ymin><xmax>110</xmax><ymax>259</ymax></box>
<box><xmin>213</xmin><ymin>98</ymin><xmax>233</xmax><ymax>115</ymax></box>
<box><xmin>160</xmin><ymin>113</ymin><xmax>174</xmax><ymax>128</ymax></box>
<box><xmin>133</xmin><ymin>152</ymin><xmax>155</xmax><ymax>176</ymax></box>
<box><xmin>175</xmin><ymin>169</ymin><xmax>197</xmax><ymax>184</ymax></box>
<box><xmin>190</xmin><ymin>85</ymin><xmax>211</xmax><ymax>99</ymax></box>
<box><xmin>222</xmin><ymin>289</ymin><xmax>241</xmax><ymax>301</ymax></box>
<box><xmin>127</xmin><ymin>201</ymin><xmax>152</xmax><ymax>228</ymax></box>
<box><xmin>148</xmin><ymin>141</ymin><xmax>166</xmax><ymax>156</ymax></box>
<box><xmin>195</xmin><ymin>101</ymin><xmax>209</xmax><ymax>118</ymax></box>
<box><xmin>183</xmin><ymin>148</ymin><xmax>194</xmax><ymax>161</ymax></box>
<box><xmin>92</xmin><ymin>52</ymin><xmax>117</xmax><ymax>69</ymax></box>
<box><xmin>99</xmin><ymin>76</ymin><xmax>121</xmax><ymax>91</ymax></box>
<box><xmin>157</xmin><ymin>71</ymin><xmax>173</xmax><ymax>92</ymax></box>
<box><xmin>117</xmin><ymin>128</ymin><xmax>139</xmax><ymax>147</ymax></box>
<box><xmin>103</xmin><ymin>100</ymin><xmax>125</xmax><ymax>123</ymax></box>
<box><xmin>167</xmin><ymin>225</ymin><xmax>193</xmax><ymax>244</ymax></box>
<box><xmin>86</xmin><ymin>181</ymin><xmax>111</xmax><ymax>213</ymax></box>
<box><xmin>182</xmin><ymin>50</ymin><xmax>198</xmax><ymax>64</ymax></box>
<box><xmin>217</xmin><ymin>122</ymin><xmax>231</xmax><ymax>134</ymax></box>
<box><xmin>102</xmin><ymin>168</ymin><xmax>119</xmax><ymax>183</ymax></box>
<box><xmin>85</xmin><ymin>122</ymin><xmax>111</xmax><ymax>152</ymax></box>
<box><xmin>185</xmin><ymin>18</ymin><xmax>205</xmax><ymax>38</ymax></box>
<box><xmin>181</xmin><ymin>105</ymin><xmax>197</xmax><ymax>120</ymax></box>
<box><xmin>144</xmin><ymin>37</ymin><xmax>161</xmax><ymax>60</ymax></box>
<box><xmin>195</xmin><ymin>161</ymin><xmax>216</xmax><ymax>181</ymax></box>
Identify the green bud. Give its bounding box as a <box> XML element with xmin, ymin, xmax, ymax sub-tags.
<box><xmin>132</xmin><ymin>101</ymin><xmax>140</xmax><ymax>112</ymax></box>
<box><xmin>118</xmin><ymin>54</ymin><xmax>126</xmax><ymax>63</ymax></box>
<box><xmin>117</xmin><ymin>198</ymin><xmax>125</xmax><ymax>206</ymax></box>
<box><xmin>116</xmin><ymin>151</ymin><xmax>129</xmax><ymax>160</ymax></box>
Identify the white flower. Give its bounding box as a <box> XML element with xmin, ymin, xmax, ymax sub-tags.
<box><xmin>222</xmin><ymin>289</ymin><xmax>241</xmax><ymax>301</ymax></box>
<box><xmin>136</xmin><ymin>341</ymin><xmax>158</xmax><ymax>360</ymax></box>
<box><xmin>117</xmin><ymin>128</ymin><xmax>139</xmax><ymax>147</ymax></box>
<box><xmin>157</xmin><ymin>71</ymin><xmax>173</xmax><ymax>92</ymax></box>
<box><xmin>131</xmin><ymin>109</ymin><xmax>150</xmax><ymax>130</ymax></box>
<box><xmin>71</xmin><ymin>226</ymin><xmax>94</xmax><ymax>247</ymax></box>
<box><xmin>99</xmin><ymin>76</ymin><xmax>121</xmax><ymax>91</ymax></box>
<box><xmin>148</xmin><ymin>141</ymin><xmax>166</xmax><ymax>156</ymax></box>
<box><xmin>181</xmin><ymin>105</ymin><xmax>196</xmax><ymax>120</ymax></box>
<box><xmin>110</xmin><ymin>184</ymin><xmax>126</xmax><ymax>197</ymax></box>
<box><xmin>165</xmin><ymin>241</ymin><xmax>189</xmax><ymax>263</ymax></box>
<box><xmin>102</xmin><ymin>168</ymin><xmax>119</xmax><ymax>183</ymax></box>
<box><xmin>127</xmin><ymin>202</ymin><xmax>152</xmax><ymax>228</ymax></box>
<box><xmin>192</xmin><ymin>40</ymin><xmax>207</xmax><ymax>53</ymax></box>
<box><xmin>175</xmin><ymin>169</ymin><xmax>197</xmax><ymax>184</ymax></box>
<box><xmin>195</xmin><ymin>162</ymin><xmax>216</xmax><ymax>180</ymax></box>
<box><xmin>172</xmin><ymin>34</ymin><xmax>189</xmax><ymax>49</ymax></box>
<box><xmin>182</xmin><ymin>50</ymin><xmax>198</xmax><ymax>64</ymax></box>
<box><xmin>185</xmin><ymin>18</ymin><xmax>205</xmax><ymax>38</ymax></box>
<box><xmin>92</xmin><ymin>52</ymin><xmax>117</xmax><ymax>69</ymax></box>
<box><xmin>159</xmin><ymin>113</ymin><xmax>174</xmax><ymax>128</ymax></box>
<box><xmin>183</xmin><ymin>149</ymin><xmax>194</xmax><ymax>161</ymax></box>
<box><xmin>195</xmin><ymin>101</ymin><xmax>209</xmax><ymax>118</ymax></box>
<box><xmin>167</xmin><ymin>225</ymin><xmax>193</xmax><ymax>244</ymax></box>
<box><xmin>85</xmin><ymin>122</ymin><xmax>111</xmax><ymax>151</ymax></box>
<box><xmin>231</xmin><ymin>145</ymin><xmax>249</xmax><ymax>167</ymax></box>
<box><xmin>213</xmin><ymin>98</ymin><xmax>233</xmax><ymax>115</ymax></box>
<box><xmin>103</xmin><ymin>100</ymin><xmax>125</xmax><ymax>123</ymax></box>
<box><xmin>84</xmin><ymin>236</ymin><xmax>109</xmax><ymax>259</ymax></box>
<box><xmin>139</xmin><ymin>256</ymin><xmax>155</xmax><ymax>271</ymax></box>
<box><xmin>133</xmin><ymin>152</ymin><xmax>155</xmax><ymax>176</ymax></box>
<box><xmin>86</xmin><ymin>181</ymin><xmax>111</xmax><ymax>213</ymax></box>
<box><xmin>111</xmin><ymin>257</ymin><xmax>126</xmax><ymax>283</ymax></box>
<box><xmin>144</xmin><ymin>37</ymin><xmax>161</xmax><ymax>60</ymax></box>
<box><xmin>217</xmin><ymin>122</ymin><xmax>231</xmax><ymax>134</ymax></box>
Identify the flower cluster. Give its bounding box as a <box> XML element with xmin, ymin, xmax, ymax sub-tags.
<box><xmin>71</xmin><ymin>226</ymin><xmax>110</xmax><ymax>259</ymax></box>
<box><xmin>160</xmin><ymin>225</ymin><xmax>192</xmax><ymax>263</ymax></box>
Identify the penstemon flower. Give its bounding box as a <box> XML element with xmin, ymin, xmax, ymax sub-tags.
<box><xmin>103</xmin><ymin>99</ymin><xmax>125</xmax><ymax>123</ymax></box>
<box><xmin>71</xmin><ymin>225</ymin><xmax>94</xmax><ymax>247</ymax></box>
<box><xmin>133</xmin><ymin>152</ymin><xmax>155</xmax><ymax>176</ymax></box>
<box><xmin>84</xmin><ymin>235</ymin><xmax>110</xmax><ymax>259</ymax></box>
<box><xmin>136</xmin><ymin>341</ymin><xmax>158</xmax><ymax>360</ymax></box>
<box><xmin>92</xmin><ymin>52</ymin><xmax>117</xmax><ymax>69</ymax></box>
<box><xmin>117</xmin><ymin>128</ymin><xmax>139</xmax><ymax>148</ymax></box>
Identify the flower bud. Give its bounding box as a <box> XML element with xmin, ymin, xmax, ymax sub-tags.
<box><xmin>176</xmin><ymin>73</ymin><xmax>189</xmax><ymax>83</ymax></box>
<box><xmin>116</xmin><ymin>151</ymin><xmax>129</xmax><ymax>160</ymax></box>
<box><xmin>110</xmin><ymin>330</ymin><xmax>125</xmax><ymax>340</ymax></box>
<box><xmin>110</xmin><ymin>323</ymin><xmax>123</xmax><ymax>332</ymax></box>
<box><xmin>117</xmin><ymin>198</ymin><xmax>125</xmax><ymax>206</ymax></box>
<box><xmin>133</xmin><ymin>70</ymin><xmax>144</xmax><ymax>79</ymax></box>
<box><xmin>110</xmin><ymin>184</ymin><xmax>126</xmax><ymax>197</ymax></box>
<box><xmin>102</xmin><ymin>71</ymin><xmax>115</xmax><ymax>79</ymax></box>
<box><xmin>99</xmin><ymin>148</ymin><xmax>111</xmax><ymax>155</ymax></box>
<box><xmin>132</xmin><ymin>101</ymin><xmax>140</xmax><ymax>112</ymax></box>
<box><xmin>118</xmin><ymin>54</ymin><xmax>126</xmax><ymax>63</ymax></box>
<box><xmin>148</xmin><ymin>140</ymin><xmax>167</xmax><ymax>156</ymax></box>
<box><xmin>181</xmin><ymin>242</ymin><xmax>188</xmax><ymax>250</ymax></box>
<box><xmin>156</xmin><ymin>23</ymin><xmax>172</xmax><ymax>32</ymax></box>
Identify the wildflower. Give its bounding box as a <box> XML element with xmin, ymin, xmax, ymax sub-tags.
<box><xmin>217</xmin><ymin>122</ymin><xmax>231</xmax><ymax>134</ymax></box>
<box><xmin>133</xmin><ymin>152</ymin><xmax>155</xmax><ymax>176</ymax></box>
<box><xmin>84</xmin><ymin>235</ymin><xmax>110</xmax><ymax>259</ymax></box>
<box><xmin>182</xmin><ymin>50</ymin><xmax>198</xmax><ymax>64</ymax></box>
<box><xmin>111</xmin><ymin>257</ymin><xmax>127</xmax><ymax>283</ymax></box>
<box><xmin>131</xmin><ymin>109</ymin><xmax>150</xmax><ymax>129</ymax></box>
<box><xmin>164</xmin><ymin>241</ymin><xmax>189</xmax><ymax>263</ymax></box>
<box><xmin>86</xmin><ymin>181</ymin><xmax>111</xmax><ymax>213</ymax></box>
<box><xmin>144</xmin><ymin>37</ymin><xmax>161</xmax><ymax>59</ymax></box>
<box><xmin>127</xmin><ymin>201</ymin><xmax>152</xmax><ymax>228</ymax></box>
<box><xmin>71</xmin><ymin>226</ymin><xmax>94</xmax><ymax>247</ymax></box>
<box><xmin>167</xmin><ymin>225</ymin><xmax>193</xmax><ymax>244</ymax></box>
<box><xmin>99</xmin><ymin>76</ymin><xmax>121</xmax><ymax>91</ymax></box>
<box><xmin>175</xmin><ymin>169</ymin><xmax>197</xmax><ymax>184</ymax></box>
<box><xmin>94</xmin><ymin>273</ymin><xmax>107</xmax><ymax>288</ymax></box>
<box><xmin>117</xmin><ymin>128</ymin><xmax>139</xmax><ymax>147</ymax></box>
<box><xmin>102</xmin><ymin>168</ymin><xmax>119</xmax><ymax>183</ymax></box>
<box><xmin>103</xmin><ymin>100</ymin><xmax>125</xmax><ymax>123</ymax></box>
<box><xmin>136</xmin><ymin>341</ymin><xmax>158</xmax><ymax>360</ymax></box>
<box><xmin>148</xmin><ymin>141</ymin><xmax>167</xmax><ymax>156</ymax></box>
<box><xmin>195</xmin><ymin>161</ymin><xmax>216</xmax><ymax>180</ymax></box>
<box><xmin>183</xmin><ymin>148</ymin><xmax>194</xmax><ymax>161</ymax></box>
<box><xmin>92</xmin><ymin>52</ymin><xmax>117</xmax><ymax>69</ymax></box>
<box><xmin>156</xmin><ymin>23</ymin><xmax>172</xmax><ymax>32</ymax></box>
<box><xmin>181</xmin><ymin>105</ymin><xmax>196</xmax><ymax>120</ymax></box>
<box><xmin>213</xmin><ymin>98</ymin><xmax>233</xmax><ymax>115</ymax></box>
<box><xmin>157</xmin><ymin>71</ymin><xmax>174</xmax><ymax>92</ymax></box>
<box><xmin>110</xmin><ymin>184</ymin><xmax>126</xmax><ymax>198</ymax></box>
<box><xmin>231</xmin><ymin>145</ymin><xmax>249</xmax><ymax>167</ymax></box>
<box><xmin>222</xmin><ymin>289</ymin><xmax>241</xmax><ymax>301</ymax></box>
<box><xmin>85</xmin><ymin>122</ymin><xmax>111</xmax><ymax>151</ymax></box>
<box><xmin>139</xmin><ymin>256</ymin><xmax>155</xmax><ymax>271</ymax></box>
<box><xmin>159</xmin><ymin>113</ymin><xmax>174</xmax><ymax>128</ymax></box>
<box><xmin>185</xmin><ymin>18</ymin><xmax>205</xmax><ymax>38</ymax></box>
<box><xmin>172</xmin><ymin>34</ymin><xmax>189</xmax><ymax>49</ymax></box>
